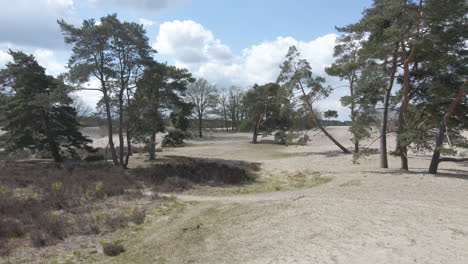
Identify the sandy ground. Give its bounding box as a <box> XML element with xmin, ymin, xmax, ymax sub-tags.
<box><xmin>127</xmin><ymin>126</ymin><xmax>467</xmax><ymax>264</ymax></box>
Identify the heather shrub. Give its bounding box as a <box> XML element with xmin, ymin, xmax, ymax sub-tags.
<box><xmin>103</xmin><ymin>241</ymin><xmax>125</xmax><ymax>256</ymax></box>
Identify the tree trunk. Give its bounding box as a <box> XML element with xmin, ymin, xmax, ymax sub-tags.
<box><xmin>350</xmin><ymin>104</ymin><xmax>359</xmax><ymax>153</ymax></box>
<box><xmin>198</xmin><ymin>115</ymin><xmax>203</xmax><ymax>138</ymax></box>
<box><xmin>223</xmin><ymin>106</ymin><xmax>229</xmax><ymax>132</ymax></box>
<box><xmin>298</xmin><ymin>83</ymin><xmax>350</xmax><ymax>154</ymax></box>
<box><xmin>118</xmin><ymin>91</ymin><xmax>125</xmax><ymax>168</ymax></box>
<box><xmin>148</xmin><ymin>132</ymin><xmax>156</xmax><ymax>161</ymax></box>
<box><xmin>44</xmin><ymin>117</ymin><xmax>63</xmax><ymax>163</ymax></box>
<box><xmin>48</xmin><ymin>140</ymin><xmax>63</xmax><ymax>162</ymax></box>
<box><xmin>396</xmin><ymin>39</ymin><xmax>418</xmax><ymax>170</ymax></box>
<box><xmin>124</xmin><ymin>127</ymin><xmax>131</xmax><ymax>168</ymax></box>
<box><xmin>40</xmin><ymin>110</ymin><xmax>62</xmax><ymax>162</ymax></box>
<box><xmin>429</xmin><ymin>81</ymin><xmax>467</xmax><ymax>174</ymax></box>
<box><xmin>102</xmin><ymin>85</ymin><xmax>119</xmax><ymax>165</ymax></box>
<box><xmin>428</xmin><ymin>121</ymin><xmax>445</xmax><ymax>174</ymax></box>
<box><xmin>396</xmin><ymin>50</ymin><xmax>412</xmax><ymax>170</ymax></box>
<box><xmin>349</xmin><ymin>76</ymin><xmax>359</xmax><ymax>153</ymax></box>
<box><xmin>316</xmin><ymin>122</ymin><xmax>351</xmax><ymax>154</ymax></box>
<box><xmin>252</xmin><ymin>117</ymin><xmax>260</xmax><ymax>144</ymax></box>
<box><xmin>380</xmin><ymin>48</ymin><xmax>399</xmax><ymax>168</ymax></box>
<box><xmin>380</xmin><ymin>87</ymin><xmax>391</xmax><ymax>168</ymax></box>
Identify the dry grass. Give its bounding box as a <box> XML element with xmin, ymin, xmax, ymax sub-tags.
<box><xmin>0</xmin><ymin>161</ymin><xmax>147</xmax><ymax>256</ymax></box>
<box><xmin>184</xmin><ymin>169</ymin><xmax>332</xmax><ymax>196</ymax></box>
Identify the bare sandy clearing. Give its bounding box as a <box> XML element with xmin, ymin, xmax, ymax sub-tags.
<box><xmin>65</xmin><ymin>126</ymin><xmax>468</xmax><ymax>264</ymax></box>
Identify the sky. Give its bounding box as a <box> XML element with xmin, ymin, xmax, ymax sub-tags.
<box><xmin>0</xmin><ymin>0</ymin><xmax>373</xmax><ymax>121</ymax></box>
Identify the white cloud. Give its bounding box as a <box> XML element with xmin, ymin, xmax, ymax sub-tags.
<box><xmin>154</xmin><ymin>20</ymin><xmax>351</xmax><ymax>120</ymax></box>
<box><xmin>32</xmin><ymin>49</ymin><xmax>66</xmax><ymax>76</ymax></box>
<box><xmin>154</xmin><ymin>20</ymin><xmax>233</xmax><ymax>64</ymax></box>
<box><xmin>0</xmin><ymin>44</ymin><xmax>66</xmax><ymax>76</ymax></box>
<box><xmin>139</xmin><ymin>18</ymin><xmax>155</xmax><ymax>27</ymax></box>
<box><xmin>0</xmin><ymin>50</ymin><xmax>12</xmax><ymax>68</ymax></box>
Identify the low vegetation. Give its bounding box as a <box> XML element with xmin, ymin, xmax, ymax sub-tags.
<box><xmin>184</xmin><ymin>169</ymin><xmax>332</xmax><ymax>196</ymax></box>
<box><xmin>0</xmin><ymin>161</ymin><xmax>147</xmax><ymax>255</ymax></box>
<box><xmin>135</xmin><ymin>156</ymin><xmax>260</xmax><ymax>188</ymax></box>
<box><xmin>0</xmin><ymin>157</ymin><xmax>262</xmax><ymax>259</ymax></box>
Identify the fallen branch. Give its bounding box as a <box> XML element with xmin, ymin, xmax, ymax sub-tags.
<box><xmin>439</xmin><ymin>157</ymin><xmax>468</xmax><ymax>163</ymax></box>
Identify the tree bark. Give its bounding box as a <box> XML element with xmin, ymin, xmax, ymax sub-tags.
<box><xmin>252</xmin><ymin>117</ymin><xmax>260</xmax><ymax>144</ymax></box>
<box><xmin>380</xmin><ymin>87</ymin><xmax>391</xmax><ymax>168</ymax></box>
<box><xmin>380</xmin><ymin>46</ymin><xmax>399</xmax><ymax>169</ymax></box>
<box><xmin>148</xmin><ymin>132</ymin><xmax>156</xmax><ymax>161</ymax></box>
<box><xmin>124</xmin><ymin>127</ymin><xmax>131</xmax><ymax>168</ymax></box>
<box><xmin>223</xmin><ymin>106</ymin><xmax>229</xmax><ymax>132</ymax></box>
<box><xmin>198</xmin><ymin>115</ymin><xmax>203</xmax><ymax>138</ymax></box>
<box><xmin>40</xmin><ymin>109</ymin><xmax>63</xmax><ymax>162</ymax></box>
<box><xmin>118</xmin><ymin>90</ymin><xmax>125</xmax><ymax>168</ymax></box>
<box><xmin>396</xmin><ymin>40</ymin><xmax>415</xmax><ymax>171</ymax></box>
<box><xmin>429</xmin><ymin>81</ymin><xmax>467</xmax><ymax>174</ymax></box>
<box><xmin>102</xmin><ymin>83</ymin><xmax>119</xmax><ymax>165</ymax></box>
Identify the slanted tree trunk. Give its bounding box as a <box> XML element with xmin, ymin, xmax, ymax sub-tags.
<box><xmin>148</xmin><ymin>132</ymin><xmax>156</xmax><ymax>161</ymax></box>
<box><xmin>429</xmin><ymin>82</ymin><xmax>467</xmax><ymax>174</ymax></box>
<box><xmin>252</xmin><ymin>100</ymin><xmax>269</xmax><ymax>144</ymax></box>
<box><xmin>298</xmin><ymin>82</ymin><xmax>350</xmax><ymax>154</ymax></box>
<box><xmin>252</xmin><ymin>116</ymin><xmax>261</xmax><ymax>144</ymax></box>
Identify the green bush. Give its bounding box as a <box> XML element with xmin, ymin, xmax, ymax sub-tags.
<box><xmin>162</xmin><ymin>129</ymin><xmax>187</xmax><ymax>148</ymax></box>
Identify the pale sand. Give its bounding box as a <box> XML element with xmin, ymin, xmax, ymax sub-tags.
<box><xmin>88</xmin><ymin>126</ymin><xmax>468</xmax><ymax>264</ymax></box>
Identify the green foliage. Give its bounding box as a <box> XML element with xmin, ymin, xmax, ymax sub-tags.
<box><xmin>243</xmin><ymin>83</ymin><xmax>294</xmax><ymax>134</ymax></box>
<box><xmin>133</xmin><ymin>61</ymin><xmax>194</xmax><ymax>154</ymax></box>
<box><xmin>162</xmin><ymin>129</ymin><xmax>187</xmax><ymax>148</ymax></box>
<box><xmin>0</xmin><ymin>51</ymin><xmax>91</xmax><ymax>161</ymax></box>
<box><xmin>323</xmin><ymin>110</ymin><xmax>338</xmax><ymax>119</ymax></box>
<box><xmin>277</xmin><ymin>46</ymin><xmax>332</xmax><ymax>104</ymax></box>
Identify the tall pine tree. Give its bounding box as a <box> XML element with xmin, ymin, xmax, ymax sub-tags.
<box><xmin>0</xmin><ymin>50</ymin><xmax>91</xmax><ymax>162</ymax></box>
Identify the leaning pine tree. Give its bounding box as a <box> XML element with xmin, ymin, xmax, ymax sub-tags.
<box><xmin>277</xmin><ymin>46</ymin><xmax>351</xmax><ymax>154</ymax></box>
<box><xmin>0</xmin><ymin>50</ymin><xmax>91</xmax><ymax>162</ymax></box>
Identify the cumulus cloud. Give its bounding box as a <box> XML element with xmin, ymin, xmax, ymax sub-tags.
<box><xmin>0</xmin><ymin>43</ymin><xmax>66</xmax><ymax>76</ymax></box>
<box><xmin>32</xmin><ymin>49</ymin><xmax>66</xmax><ymax>76</ymax></box>
<box><xmin>154</xmin><ymin>20</ymin><xmax>350</xmax><ymax>119</ymax></box>
<box><xmin>0</xmin><ymin>50</ymin><xmax>12</xmax><ymax>68</ymax></box>
<box><xmin>154</xmin><ymin>20</ymin><xmax>233</xmax><ymax>64</ymax></box>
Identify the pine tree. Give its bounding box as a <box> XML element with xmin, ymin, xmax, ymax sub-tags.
<box><xmin>133</xmin><ymin>61</ymin><xmax>194</xmax><ymax>160</ymax></box>
<box><xmin>278</xmin><ymin>46</ymin><xmax>351</xmax><ymax>153</ymax></box>
<box><xmin>326</xmin><ymin>31</ymin><xmax>366</xmax><ymax>152</ymax></box>
<box><xmin>0</xmin><ymin>50</ymin><xmax>91</xmax><ymax>162</ymax></box>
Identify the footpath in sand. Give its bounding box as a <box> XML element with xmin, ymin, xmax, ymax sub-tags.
<box><xmin>86</xmin><ymin>127</ymin><xmax>468</xmax><ymax>264</ymax></box>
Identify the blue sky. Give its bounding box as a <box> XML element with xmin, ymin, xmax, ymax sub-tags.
<box><xmin>0</xmin><ymin>0</ymin><xmax>373</xmax><ymax>120</ymax></box>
